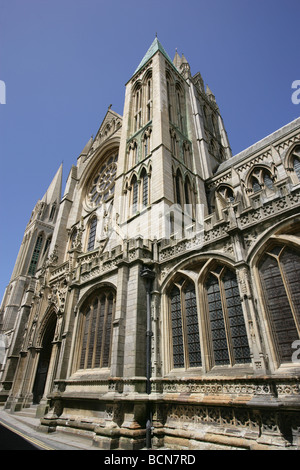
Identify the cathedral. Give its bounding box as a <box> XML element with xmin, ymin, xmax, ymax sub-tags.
<box><xmin>1</xmin><ymin>37</ymin><xmax>300</xmax><ymax>450</ymax></box>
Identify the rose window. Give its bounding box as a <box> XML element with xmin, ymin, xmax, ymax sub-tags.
<box><xmin>87</xmin><ymin>154</ymin><xmax>118</xmax><ymax>207</ymax></box>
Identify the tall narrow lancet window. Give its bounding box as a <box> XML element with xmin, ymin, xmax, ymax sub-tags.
<box><xmin>131</xmin><ymin>175</ymin><xmax>138</xmax><ymax>215</ymax></box>
<box><xmin>169</xmin><ymin>280</ymin><xmax>202</xmax><ymax>369</ymax></box>
<box><xmin>134</xmin><ymin>84</ymin><xmax>142</xmax><ymax>132</ymax></box>
<box><xmin>258</xmin><ymin>245</ymin><xmax>300</xmax><ymax>364</ymax></box>
<box><xmin>49</xmin><ymin>203</ymin><xmax>56</xmax><ymax>221</ymax></box>
<box><xmin>43</xmin><ymin>237</ymin><xmax>52</xmax><ymax>256</ymax></box>
<box><xmin>184</xmin><ymin>176</ymin><xmax>194</xmax><ymax>218</ymax></box>
<box><xmin>141</xmin><ymin>168</ymin><xmax>149</xmax><ymax>208</ymax></box>
<box><xmin>166</xmin><ymin>78</ymin><xmax>173</xmax><ymax>122</ymax></box>
<box><xmin>146</xmin><ymin>77</ymin><xmax>152</xmax><ymax>122</ymax></box>
<box><xmin>184</xmin><ymin>283</ymin><xmax>202</xmax><ymax>367</ymax></box>
<box><xmin>170</xmin><ymin>286</ymin><xmax>184</xmax><ymax>368</ymax></box>
<box><xmin>87</xmin><ymin>217</ymin><xmax>97</xmax><ymax>252</ymax></box>
<box><xmin>175</xmin><ymin>169</ymin><xmax>183</xmax><ymax>206</ymax></box>
<box><xmin>78</xmin><ymin>289</ymin><xmax>115</xmax><ymax>370</ymax></box>
<box><xmin>28</xmin><ymin>234</ymin><xmax>43</xmax><ymax>275</ymax></box>
<box><xmin>176</xmin><ymin>84</ymin><xmax>184</xmax><ymax>132</ymax></box>
<box><xmin>205</xmin><ymin>266</ymin><xmax>251</xmax><ymax>366</ymax></box>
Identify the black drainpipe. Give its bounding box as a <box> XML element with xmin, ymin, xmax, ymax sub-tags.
<box><xmin>140</xmin><ymin>265</ymin><xmax>155</xmax><ymax>449</ymax></box>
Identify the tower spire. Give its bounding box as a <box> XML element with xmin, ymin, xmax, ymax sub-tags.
<box><xmin>41</xmin><ymin>163</ymin><xmax>63</xmax><ymax>206</ymax></box>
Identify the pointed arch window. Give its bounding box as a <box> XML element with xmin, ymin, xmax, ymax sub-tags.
<box><xmin>175</xmin><ymin>169</ymin><xmax>183</xmax><ymax>205</ymax></box>
<box><xmin>28</xmin><ymin>234</ymin><xmax>43</xmax><ymax>275</ymax></box>
<box><xmin>49</xmin><ymin>203</ymin><xmax>56</xmax><ymax>221</ymax></box>
<box><xmin>87</xmin><ymin>217</ymin><xmax>97</xmax><ymax>252</ymax></box>
<box><xmin>78</xmin><ymin>289</ymin><xmax>115</xmax><ymax>370</ymax></box>
<box><xmin>169</xmin><ymin>281</ymin><xmax>202</xmax><ymax>369</ymax></box>
<box><xmin>249</xmin><ymin>167</ymin><xmax>274</xmax><ymax>193</ymax></box>
<box><xmin>131</xmin><ymin>175</ymin><xmax>138</xmax><ymax>215</ymax></box>
<box><xmin>43</xmin><ymin>237</ymin><xmax>52</xmax><ymax>256</ymax></box>
<box><xmin>127</xmin><ymin>141</ymin><xmax>138</xmax><ymax>168</ymax></box>
<box><xmin>184</xmin><ymin>176</ymin><xmax>194</xmax><ymax>217</ymax></box>
<box><xmin>133</xmin><ymin>84</ymin><xmax>142</xmax><ymax>132</ymax></box>
<box><xmin>184</xmin><ymin>178</ymin><xmax>190</xmax><ymax>205</ymax></box>
<box><xmin>176</xmin><ymin>83</ymin><xmax>184</xmax><ymax>132</ymax></box>
<box><xmin>167</xmin><ymin>266</ymin><xmax>251</xmax><ymax>372</ymax></box>
<box><xmin>141</xmin><ymin>168</ymin><xmax>149</xmax><ymax>208</ymax></box>
<box><xmin>146</xmin><ymin>76</ymin><xmax>152</xmax><ymax>122</ymax></box>
<box><xmin>258</xmin><ymin>245</ymin><xmax>300</xmax><ymax>364</ymax></box>
<box><xmin>166</xmin><ymin>78</ymin><xmax>173</xmax><ymax>122</ymax></box>
<box><xmin>217</xmin><ymin>185</ymin><xmax>235</xmax><ymax>203</ymax></box>
<box><xmin>205</xmin><ymin>267</ymin><xmax>251</xmax><ymax>366</ymax></box>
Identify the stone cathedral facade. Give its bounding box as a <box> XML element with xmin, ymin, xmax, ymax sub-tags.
<box><xmin>1</xmin><ymin>38</ymin><xmax>300</xmax><ymax>450</ymax></box>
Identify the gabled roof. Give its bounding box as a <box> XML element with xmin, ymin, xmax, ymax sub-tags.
<box><xmin>93</xmin><ymin>107</ymin><xmax>122</xmax><ymax>143</ymax></box>
<box><xmin>133</xmin><ymin>37</ymin><xmax>175</xmax><ymax>75</ymax></box>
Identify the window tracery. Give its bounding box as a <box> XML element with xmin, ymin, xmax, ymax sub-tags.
<box><xmin>217</xmin><ymin>185</ymin><xmax>235</xmax><ymax>203</ymax></box>
<box><xmin>87</xmin><ymin>153</ymin><xmax>118</xmax><ymax>209</ymax></box>
<box><xmin>248</xmin><ymin>167</ymin><xmax>274</xmax><ymax>193</ymax></box>
<box><xmin>78</xmin><ymin>288</ymin><xmax>115</xmax><ymax>370</ymax></box>
<box><xmin>205</xmin><ymin>267</ymin><xmax>250</xmax><ymax>366</ymax></box>
<box><xmin>167</xmin><ymin>266</ymin><xmax>251</xmax><ymax>371</ymax></box>
<box><xmin>169</xmin><ymin>280</ymin><xmax>202</xmax><ymax>369</ymax></box>
<box><xmin>258</xmin><ymin>244</ymin><xmax>300</xmax><ymax>364</ymax></box>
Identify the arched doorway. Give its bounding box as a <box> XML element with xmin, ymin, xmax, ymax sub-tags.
<box><xmin>32</xmin><ymin>315</ymin><xmax>56</xmax><ymax>405</ymax></box>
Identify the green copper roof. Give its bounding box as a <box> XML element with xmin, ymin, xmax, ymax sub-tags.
<box><xmin>133</xmin><ymin>37</ymin><xmax>174</xmax><ymax>75</ymax></box>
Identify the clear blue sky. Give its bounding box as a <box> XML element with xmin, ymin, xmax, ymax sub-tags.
<box><xmin>0</xmin><ymin>0</ymin><xmax>299</xmax><ymax>299</ymax></box>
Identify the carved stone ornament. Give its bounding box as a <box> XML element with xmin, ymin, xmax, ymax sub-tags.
<box><xmin>48</xmin><ymin>280</ymin><xmax>68</xmax><ymax>313</ymax></box>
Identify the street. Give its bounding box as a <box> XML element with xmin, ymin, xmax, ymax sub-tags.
<box><xmin>0</xmin><ymin>419</ymin><xmax>54</xmax><ymax>450</ymax></box>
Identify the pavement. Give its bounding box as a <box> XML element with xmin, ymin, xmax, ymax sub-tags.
<box><xmin>0</xmin><ymin>405</ymin><xmax>98</xmax><ymax>450</ymax></box>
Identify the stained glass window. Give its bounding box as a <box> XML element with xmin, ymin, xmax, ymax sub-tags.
<box><xmin>205</xmin><ymin>267</ymin><xmax>251</xmax><ymax>366</ymax></box>
<box><xmin>185</xmin><ymin>283</ymin><xmax>202</xmax><ymax>367</ymax></box>
<box><xmin>223</xmin><ymin>270</ymin><xmax>251</xmax><ymax>363</ymax></box>
<box><xmin>259</xmin><ymin>246</ymin><xmax>300</xmax><ymax>364</ymax></box>
<box><xmin>79</xmin><ymin>289</ymin><xmax>115</xmax><ymax>370</ymax></box>
<box><xmin>170</xmin><ymin>286</ymin><xmax>184</xmax><ymax>368</ymax></box>
<box><xmin>87</xmin><ymin>154</ymin><xmax>118</xmax><ymax>208</ymax></box>
<box><xmin>206</xmin><ymin>274</ymin><xmax>230</xmax><ymax>365</ymax></box>
<box><xmin>170</xmin><ymin>282</ymin><xmax>202</xmax><ymax>369</ymax></box>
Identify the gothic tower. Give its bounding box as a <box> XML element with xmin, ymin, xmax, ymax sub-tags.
<box><xmin>0</xmin><ymin>165</ymin><xmax>62</xmax><ymax>397</ymax></box>
<box><xmin>114</xmin><ymin>37</ymin><xmax>232</xmax><ymax>242</ymax></box>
